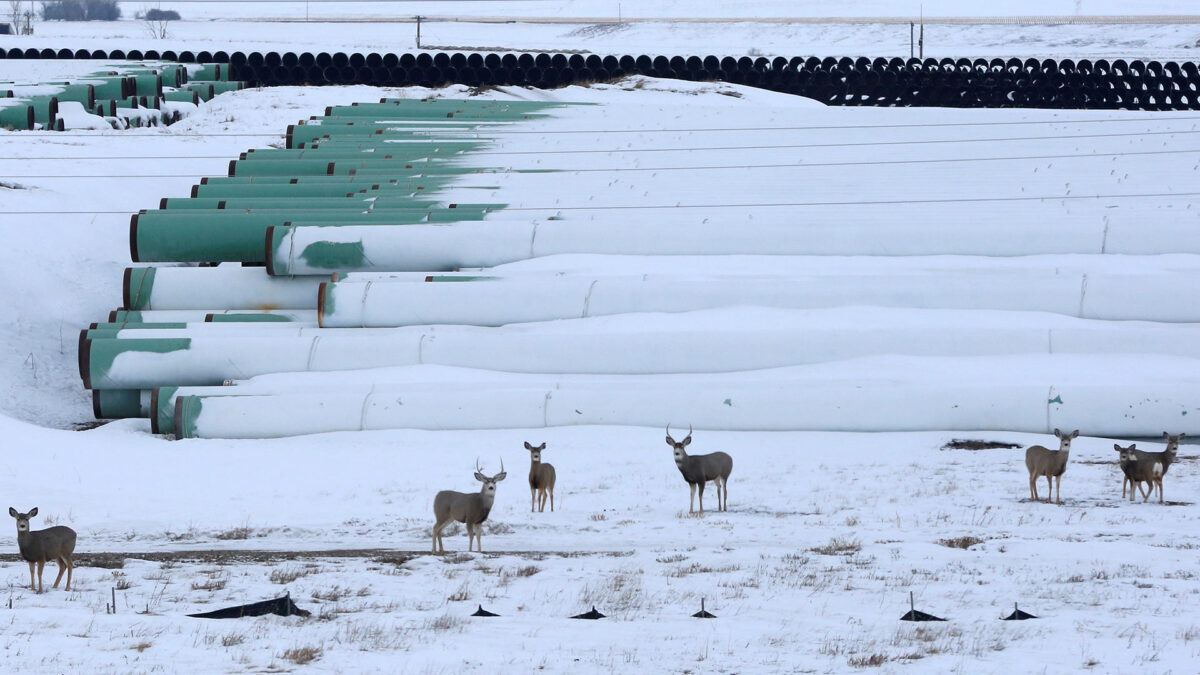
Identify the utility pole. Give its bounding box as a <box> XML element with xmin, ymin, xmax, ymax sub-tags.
<box><xmin>919</xmin><ymin>6</ymin><xmax>924</xmax><ymax>60</ymax></box>
<box><xmin>416</xmin><ymin>15</ymin><xmax>421</xmax><ymax>49</ymax></box>
<box><xmin>910</xmin><ymin>22</ymin><xmax>914</xmax><ymax>59</ymax></box>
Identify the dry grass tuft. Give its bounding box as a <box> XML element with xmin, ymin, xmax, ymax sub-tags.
<box><xmin>214</xmin><ymin>526</ymin><xmax>252</xmax><ymax>541</ymax></box>
<box><xmin>810</xmin><ymin>537</ymin><xmax>863</xmax><ymax>555</ymax></box>
<box><xmin>938</xmin><ymin>536</ymin><xmax>985</xmax><ymax>550</ymax></box>
<box><xmin>281</xmin><ymin>646</ymin><xmax>322</xmax><ymax>665</ymax></box>
<box><xmin>269</xmin><ymin>565</ymin><xmax>317</xmax><ymax>585</ymax></box>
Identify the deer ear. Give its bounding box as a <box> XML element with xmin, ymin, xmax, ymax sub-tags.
<box><xmin>682</xmin><ymin>436</ymin><xmax>691</xmax><ymax>447</ymax></box>
<box><xmin>28</xmin><ymin>507</ymin><xmax>37</xmax><ymax>517</ymax></box>
<box><xmin>665</xmin><ymin>436</ymin><xmax>674</xmax><ymax>446</ymax></box>
<box><xmin>1164</xmin><ymin>431</ymin><xmax>1170</xmax><ymax>439</ymax></box>
<box><xmin>537</xmin><ymin>443</ymin><xmax>546</xmax><ymax>451</ymax></box>
<box><xmin>1114</xmin><ymin>444</ymin><xmax>1122</xmax><ymax>451</ymax></box>
<box><xmin>524</xmin><ymin>442</ymin><xmax>533</xmax><ymax>450</ymax></box>
<box><xmin>7</xmin><ymin>507</ymin><xmax>16</xmax><ymax>517</ymax></box>
<box><xmin>493</xmin><ymin>472</ymin><xmax>507</xmax><ymax>482</ymax></box>
<box><xmin>474</xmin><ymin>472</ymin><xmax>487</xmax><ymax>482</ymax></box>
<box><xmin>1070</xmin><ymin>430</ymin><xmax>1079</xmax><ymax>438</ymax></box>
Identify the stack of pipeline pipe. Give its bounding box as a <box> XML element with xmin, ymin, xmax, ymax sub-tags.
<box><xmin>80</xmin><ymin>97</ymin><xmax>1200</xmax><ymax>439</ymax></box>
<box><xmin>0</xmin><ymin>60</ymin><xmax>243</xmax><ymax>131</ymax></box>
<box><xmin>6</xmin><ymin>47</ymin><xmax>1199</xmax><ymax>110</ymax></box>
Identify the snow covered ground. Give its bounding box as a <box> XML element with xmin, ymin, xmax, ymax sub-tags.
<box><xmin>3</xmin><ymin>4</ymin><xmax>1200</xmax><ymax>673</ymax></box>
<box><xmin>5</xmin><ymin>1</ymin><xmax>1200</xmax><ymax>61</ymax></box>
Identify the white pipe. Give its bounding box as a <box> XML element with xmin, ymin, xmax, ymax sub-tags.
<box><xmin>173</xmin><ymin>356</ymin><xmax>1200</xmax><ymax>439</ymax></box>
<box><xmin>268</xmin><ymin>206</ymin><xmax>1200</xmax><ymax>275</ymax></box>
<box><xmin>319</xmin><ymin>269</ymin><xmax>1200</xmax><ymax>327</ymax></box>
<box><xmin>85</xmin><ymin>307</ymin><xmax>1200</xmax><ymax>389</ymax></box>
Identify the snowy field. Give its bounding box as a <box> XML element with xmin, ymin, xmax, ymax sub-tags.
<box><xmin>4</xmin><ymin>0</ymin><xmax>1200</xmax><ymax>61</ymax></box>
<box><xmin>4</xmin><ymin>3</ymin><xmax>1200</xmax><ymax>674</ymax></box>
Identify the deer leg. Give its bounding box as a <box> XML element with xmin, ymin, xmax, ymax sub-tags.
<box><xmin>549</xmin><ymin>487</ymin><xmax>554</xmax><ymax>512</ymax></box>
<box><xmin>1055</xmin><ymin>475</ymin><xmax>1062</xmax><ymax>505</ymax></box>
<box><xmin>688</xmin><ymin>483</ymin><xmax>696</xmax><ymax>513</ymax></box>
<box><xmin>1045</xmin><ymin>476</ymin><xmax>1053</xmax><ymax>504</ymax></box>
<box><xmin>53</xmin><ymin>559</ymin><xmax>66</xmax><ymax>589</ymax></box>
<box><xmin>36</xmin><ymin>560</ymin><xmax>45</xmax><ymax>593</ymax></box>
<box><xmin>1029</xmin><ymin>473</ymin><xmax>1038</xmax><ymax>502</ymax></box>
<box><xmin>697</xmin><ymin>481</ymin><xmax>706</xmax><ymax>513</ymax></box>
<box><xmin>27</xmin><ymin>561</ymin><xmax>35</xmax><ymax>592</ymax></box>
<box><xmin>65</xmin><ymin>557</ymin><xmax>73</xmax><ymax>592</ymax></box>
<box><xmin>433</xmin><ymin>520</ymin><xmax>446</xmax><ymax>554</ymax></box>
<box><xmin>474</xmin><ymin>524</ymin><xmax>483</xmax><ymax>553</ymax></box>
<box><xmin>531</xmin><ymin>488</ymin><xmax>536</xmax><ymax>513</ymax></box>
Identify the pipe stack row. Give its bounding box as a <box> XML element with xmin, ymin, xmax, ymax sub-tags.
<box><xmin>4</xmin><ymin>47</ymin><xmax>1199</xmax><ymax>109</ymax></box>
<box><xmin>78</xmin><ymin>97</ymin><xmax>1200</xmax><ymax>438</ymax></box>
<box><xmin>83</xmin><ymin>97</ymin><xmax>568</xmax><ymax>431</ymax></box>
<box><xmin>0</xmin><ymin>60</ymin><xmax>244</xmax><ymax>130</ymax></box>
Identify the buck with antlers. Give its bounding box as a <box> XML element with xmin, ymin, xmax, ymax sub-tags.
<box><xmin>666</xmin><ymin>424</ymin><xmax>733</xmax><ymax>513</ymax></box>
<box><xmin>432</xmin><ymin>459</ymin><xmax>506</xmax><ymax>554</ymax></box>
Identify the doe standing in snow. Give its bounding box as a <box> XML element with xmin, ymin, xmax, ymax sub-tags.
<box><xmin>8</xmin><ymin>506</ymin><xmax>76</xmax><ymax>592</ymax></box>
<box><xmin>1114</xmin><ymin>432</ymin><xmax>1182</xmax><ymax>504</ymax></box>
<box><xmin>667</xmin><ymin>424</ymin><xmax>733</xmax><ymax>513</ymax></box>
<box><xmin>525</xmin><ymin>441</ymin><xmax>556</xmax><ymax>512</ymax></box>
<box><xmin>1024</xmin><ymin>428</ymin><xmax>1078</xmax><ymax>504</ymax></box>
<box><xmin>432</xmin><ymin>459</ymin><xmax>506</xmax><ymax>554</ymax></box>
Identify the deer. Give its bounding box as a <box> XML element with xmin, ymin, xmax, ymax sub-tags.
<box><xmin>1024</xmin><ymin>428</ymin><xmax>1078</xmax><ymax>504</ymax></box>
<box><xmin>1114</xmin><ymin>443</ymin><xmax>1147</xmax><ymax>501</ymax></box>
<box><xmin>8</xmin><ymin>507</ymin><xmax>76</xmax><ymax>593</ymax></box>
<box><xmin>432</xmin><ymin>459</ymin><xmax>506</xmax><ymax>554</ymax></box>
<box><xmin>525</xmin><ymin>441</ymin><xmax>556</xmax><ymax>513</ymax></box>
<box><xmin>666</xmin><ymin>424</ymin><xmax>733</xmax><ymax>513</ymax></box>
<box><xmin>1116</xmin><ymin>433</ymin><xmax>1182</xmax><ymax>504</ymax></box>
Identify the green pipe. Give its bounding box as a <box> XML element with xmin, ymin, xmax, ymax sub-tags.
<box><xmin>129</xmin><ymin>73</ymin><xmax>162</xmax><ymax>98</ymax></box>
<box><xmin>211</xmin><ymin>81</ymin><xmax>244</xmax><ymax>96</ymax></box>
<box><xmin>78</xmin><ymin>337</ymin><xmax>192</xmax><ymax>390</ymax></box>
<box><xmin>240</xmin><ymin>141</ymin><xmax>488</xmax><ymax>159</ymax></box>
<box><xmin>24</xmin><ymin>95</ymin><xmax>58</xmax><ymax>126</ymax></box>
<box><xmin>152</xmin><ymin>386</ymin><xmax>178</xmax><ymax>431</ymax></box>
<box><xmin>190</xmin><ymin>178</ymin><xmax>458</xmax><ymax>198</ymax></box>
<box><xmin>198</xmin><ymin>175</ymin><xmax>402</xmax><ymax>186</ymax></box>
<box><xmin>85</xmin><ymin>76</ymin><xmax>128</xmax><ymax>100</ymax></box>
<box><xmin>158</xmin><ymin>195</ymin><xmax>482</xmax><ymax>211</ymax></box>
<box><xmin>228</xmin><ymin>156</ymin><xmax>466</xmax><ymax>176</ymax></box>
<box><xmin>0</xmin><ymin>103</ymin><xmax>34</xmax><ymax>130</ymax></box>
<box><xmin>108</xmin><ymin>309</ymin><xmax>314</xmax><ymax>323</ymax></box>
<box><xmin>207</xmin><ymin>313</ymin><xmax>295</xmax><ymax>323</ymax></box>
<box><xmin>189</xmin><ymin>63</ymin><xmax>228</xmax><ymax>82</ymax></box>
<box><xmin>131</xmin><ymin>206</ymin><xmax>498</xmax><ymax>263</ymax></box>
<box><xmin>163</xmin><ymin>89</ymin><xmax>199</xmax><ymax>104</ymax></box>
<box><xmin>191</xmin><ymin>182</ymin><xmax>392</xmax><ymax>198</ymax></box>
<box><xmin>183</xmin><ymin>83</ymin><xmax>215</xmax><ymax>101</ymax></box>
<box><xmin>92</xmin><ymin>389</ymin><xmax>149</xmax><ymax>419</ymax></box>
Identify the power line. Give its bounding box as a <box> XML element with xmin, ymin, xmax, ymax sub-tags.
<box><xmin>6</xmin><ymin>190</ymin><xmax>1199</xmax><ymax>215</ymax></box>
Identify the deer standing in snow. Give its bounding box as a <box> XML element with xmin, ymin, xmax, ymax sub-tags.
<box><xmin>1115</xmin><ymin>433</ymin><xmax>1182</xmax><ymax>504</ymax></box>
<box><xmin>8</xmin><ymin>507</ymin><xmax>76</xmax><ymax>593</ymax></box>
<box><xmin>1024</xmin><ymin>428</ymin><xmax>1078</xmax><ymax>504</ymax></box>
<box><xmin>667</xmin><ymin>424</ymin><xmax>733</xmax><ymax>513</ymax></box>
<box><xmin>525</xmin><ymin>442</ymin><xmax>556</xmax><ymax>513</ymax></box>
<box><xmin>432</xmin><ymin>460</ymin><xmax>506</xmax><ymax>554</ymax></box>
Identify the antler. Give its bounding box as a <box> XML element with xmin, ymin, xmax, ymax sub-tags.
<box><xmin>666</xmin><ymin>423</ymin><xmax>672</xmax><ymax>440</ymax></box>
<box><xmin>686</xmin><ymin>424</ymin><xmax>693</xmax><ymax>441</ymax></box>
<box><xmin>499</xmin><ymin>456</ymin><xmax>504</xmax><ymax>474</ymax></box>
